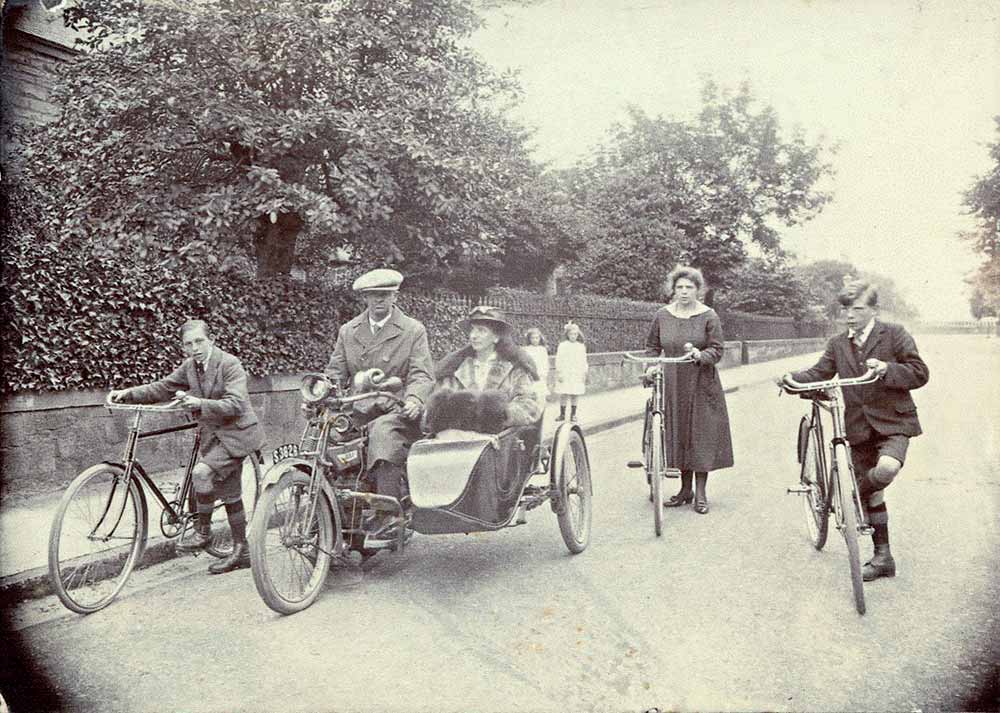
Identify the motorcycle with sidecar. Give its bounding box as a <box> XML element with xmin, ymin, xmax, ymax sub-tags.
<box><xmin>249</xmin><ymin>369</ymin><xmax>592</xmax><ymax>615</ymax></box>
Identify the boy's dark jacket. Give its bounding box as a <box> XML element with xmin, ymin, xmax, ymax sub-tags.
<box><xmin>791</xmin><ymin>320</ymin><xmax>929</xmax><ymax>444</ymax></box>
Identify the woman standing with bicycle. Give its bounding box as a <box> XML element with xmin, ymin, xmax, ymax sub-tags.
<box><xmin>644</xmin><ymin>266</ymin><xmax>734</xmax><ymax>514</ymax></box>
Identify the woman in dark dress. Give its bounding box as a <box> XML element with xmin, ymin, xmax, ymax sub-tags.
<box><xmin>645</xmin><ymin>265</ymin><xmax>734</xmax><ymax>514</ymax></box>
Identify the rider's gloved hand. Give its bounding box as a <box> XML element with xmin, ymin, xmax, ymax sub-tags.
<box><xmin>775</xmin><ymin>374</ymin><xmax>791</xmax><ymax>389</ymax></box>
<box><xmin>109</xmin><ymin>388</ymin><xmax>130</xmax><ymax>403</ymax></box>
<box><xmin>400</xmin><ymin>396</ymin><xmax>423</xmax><ymax>421</ymax></box>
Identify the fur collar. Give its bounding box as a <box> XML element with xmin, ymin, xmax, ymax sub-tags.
<box><xmin>436</xmin><ymin>345</ymin><xmax>539</xmax><ymax>381</ymax></box>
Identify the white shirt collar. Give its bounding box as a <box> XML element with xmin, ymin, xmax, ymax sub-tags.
<box><xmin>369</xmin><ymin>312</ymin><xmax>392</xmax><ymax>331</ymax></box>
<box><xmin>849</xmin><ymin>318</ymin><xmax>876</xmax><ymax>344</ymax></box>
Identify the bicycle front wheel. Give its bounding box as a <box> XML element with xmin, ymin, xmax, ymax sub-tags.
<box><xmin>249</xmin><ymin>470</ymin><xmax>334</xmax><ymax>615</ymax></box>
<box><xmin>48</xmin><ymin>464</ymin><xmax>148</xmax><ymax>614</ymax></box>
<box><xmin>799</xmin><ymin>417</ymin><xmax>829</xmax><ymax>550</ymax></box>
<box><xmin>648</xmin><ymin>412</ymin><xmax>664</xmax><ymax>537</ymax></box>
<box><xmin>204</xmin><ymin>455</ymin><xmax>265</xmax><ymax>559</ymax></box>
<box><xmin>833</xmin><ymin>444</ymin><xmax>865</xmax><ymax>615</ymax></box>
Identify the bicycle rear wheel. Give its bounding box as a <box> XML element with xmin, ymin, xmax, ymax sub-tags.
<box><xmin>648</xmin><ymin>412</ymin><xmax>664</xmax><ymax>537</ymax></box>
<box><xmin>249</xmin><ymin>470</ymin><xmax>334</xmax><ymax>615</ymax></box>
<box><xmin>799</xmin><ymin>417</ymin><xmax>829</xmax><ymax>550</ymax></box>
<box><xmin>833</xmin><ymin>444</ymin><xmax>865</xmax><ymax>615</ymax></box>
<box><xmin>204</xmin><ymin>456</ymin><xmax>265</xmax><ymax>558</ymax></box>
<box><xmin>48</xmin><ymin>464</ymin><xmax>148</xmax><ymax>614</ymax></box>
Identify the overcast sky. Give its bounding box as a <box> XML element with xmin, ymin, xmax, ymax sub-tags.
<box><xmin>468</xmin><ymin>0</ymin><xmax>1000</xmax><ymax>321</ymax></box>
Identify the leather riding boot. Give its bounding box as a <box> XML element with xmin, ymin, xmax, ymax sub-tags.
<box><xmin>556</xmin><ymin>406</ymin><xmax>566</xmax><ymax>422</ymax></box>
<box><xmin>208</xmin><ymin>541</ymin><xmax>250</xmax><ymax>575</ymax></box>
<box><xmin>570</xmin><ymin>406</ymin><xmax>578</xmax><ymax>423</ymax></box>
<box><xmin>177</xmin><ymin>522</ymin><xmax>211</xmax><ymax>552</ymax></box>
<box><xmin>862</xmin><ymin>543</ymin><xmax>896</xmax><ymax>581</ymax></box>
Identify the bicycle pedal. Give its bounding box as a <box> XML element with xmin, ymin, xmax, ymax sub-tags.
<box><xmin>626</xmin><ymin>460</ymin><xmax>645</xmax><ymax>469</ymax></box>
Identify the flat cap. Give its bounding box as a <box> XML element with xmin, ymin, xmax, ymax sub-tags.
<box><xmin>352</xmin><ymin>268</ymin><xmax>403</xmax><ymax>292</ymax></box>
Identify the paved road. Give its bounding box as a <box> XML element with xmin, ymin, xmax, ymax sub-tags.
<box><xmin>3</xmin><ymin>335</ymin><xmax>998</xmax><ymax>712</ymax></box>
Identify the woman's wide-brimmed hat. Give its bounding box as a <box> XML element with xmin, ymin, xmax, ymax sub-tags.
<box><xmin>460</xmin><ymin>305</ymin><xmax>514</xmax><ymax>334</ymax></box>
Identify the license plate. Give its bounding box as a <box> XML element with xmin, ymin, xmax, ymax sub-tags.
<box><xmin>271</xmin><ymin>443</ymin><xmax>300</xmax><ymax>463</ymax></box>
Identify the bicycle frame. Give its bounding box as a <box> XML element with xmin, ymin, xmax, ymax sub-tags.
<box><xmin>783</xmin><ymin>370</ymin><xmax>879</xmax><ymax>533</ymax></box>
<box><xmin>100</xmin><ymin>400</ymin><xmax>199</xmax><ymax>538</ymax></box>
<box><xmin>624</xmin><ymin>351</ymin><xmax>697</xmax><ymax>472</ymax></box>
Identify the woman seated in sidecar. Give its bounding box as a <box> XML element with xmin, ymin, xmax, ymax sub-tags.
<box><xmin>407</xmin><ymin>306</ymin><xmax>544</xmax><ymax>532</ymax></box>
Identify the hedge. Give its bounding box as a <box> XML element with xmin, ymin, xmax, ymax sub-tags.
<box><xmin>0</xmin><ymin>237</ymin><xmax>477</xmax><ymax>393</ymax></box>
<box><xmin>0</xmin><ymin>236</ymin><xmax>827</xmax><ymax>394</ymax></box>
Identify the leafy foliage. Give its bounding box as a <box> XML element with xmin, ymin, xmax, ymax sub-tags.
<box><xmin>795</xmin><ymin>259</ymin><xmax>919</xmax><ymax>322</ymax></box>
<box><xmin>714</xmin><ymin>257</ymin><xmax>814</xmax><ymax>318</ymax></box>
<box><xmin>10</xmin><ymin>0</ymin><xmax>549</xmax><ymax>280</ymax></box>
<box><xmin>562</xmin><ymin>81</ymin><xmax>835</xmax><ymax>300</ymax></box>
<box><xmin>961</xmin><ymin>115</ymin><xmax>1000</xmax><ymax>316</ymax></box>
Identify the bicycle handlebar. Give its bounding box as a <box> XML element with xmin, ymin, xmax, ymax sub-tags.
<box><xmin>333</xmin><ymin>390</ymin><xmax>406</xmax><ymax>407</ymax></box>
<box><xmin>780</xmin><ymin>368</ymin><xmax>880</xmax><ymax>393</ymax></box>
<box><xmin>623</xmin><ymin>351</ymin><xmax>697</xmax><ymax>365</ymax></box>
<box><xmin>104</xmin><ymin>394</ymin><xmax>190</xmax><ymax>412</ymax></box>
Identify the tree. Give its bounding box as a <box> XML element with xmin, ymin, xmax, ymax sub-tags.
<box><xmin>10</xmin><ymin>0</ymin><xmax>540</xmax><ymax>278</ymax></box>
<box><xmin>796</xmin><ymin>259</ymin><xmax>919</xmax><ymax>322</ymax></box>
<box><xmin>961</xmin><ymin>115</ymin><xmax>1000</xmax><ymax>316</ymax></box>
<box><xmin>562</xmin><ymin>81</ymin><xmax>835</xmax><ymax>301</ymax></box>
<box><xmin>715</xmin><ymin>257</ymin><xmax>814</xmax><ymax>318</ymax></box>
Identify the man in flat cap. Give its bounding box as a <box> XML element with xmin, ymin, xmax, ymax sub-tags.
<box><xmin>325</xmin><ymin>268</ymin><xmax>434</xmax><ymax>531</ymax></box>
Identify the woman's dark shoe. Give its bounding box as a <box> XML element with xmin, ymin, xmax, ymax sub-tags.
<box><xmin>693</xmin><ymin>495</ymin><xmax>710</xmax><ymax>514</ymax></box>
<box><xmin>664</xmin><ymin>492</ymin><xmax>694</xmax><ymax>507</ymax></box>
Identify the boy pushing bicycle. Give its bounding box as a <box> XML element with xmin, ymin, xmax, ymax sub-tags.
<box><xmin>780</xmin><ymin>280</ymin><xmax>929</xmax><ymax>581</ymax></box>
<box><xmin>110</xmin><ymin>319</ymin><xmax>265</xmax><ymax>575</ymax></box>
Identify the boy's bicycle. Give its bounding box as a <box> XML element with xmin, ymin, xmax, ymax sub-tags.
<box><xmin>780</xmin><ymin>368</ymin><xmax>880</xmax><ymax>615</ymax></box>
<box><xmin>48</xmin><ymin>398</ymin><xmax>263</xmax><ymax>614</ymax></box>
<box><xmin>624</xmin><ymin>348</ymin><xmax>696</xmax><ymax>537</ymax></box>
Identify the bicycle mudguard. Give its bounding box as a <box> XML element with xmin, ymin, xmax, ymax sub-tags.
<box><xmin>797</xmin><ymin>416</ymin><xmax>810</xmax><ymax>464</ymax></box>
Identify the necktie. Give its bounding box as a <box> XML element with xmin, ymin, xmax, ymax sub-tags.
<box><xmin>852</xmin><ymin>333</ymin><xmax>864</xmax><ymax>351</ymax></box>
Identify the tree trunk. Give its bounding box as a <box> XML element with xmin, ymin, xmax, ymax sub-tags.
<box><xmin>254</xmin><ymin>212</ymin><xmax>304</xmax><ymax>277</ymax></box>
<box><xmin>543</xmin><ymin>264</ymin><xmax>564</xmax><ymax>296</ymax></box>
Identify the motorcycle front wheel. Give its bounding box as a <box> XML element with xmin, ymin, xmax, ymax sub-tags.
<box><xmin>249</xmin><ymin>470</ymin><xmax>334</xmax><ymax>615</ymax></box>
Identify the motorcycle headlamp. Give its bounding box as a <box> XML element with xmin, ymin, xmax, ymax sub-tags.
<box><xmin>300</xmin><ymin>374</ymin><xmax>333</xmax><ymax>403</ymax></box>
<box><xmin>331</xmin><ymin>414</ymin><xmax>353</xmax><ymax>434</ymax></box>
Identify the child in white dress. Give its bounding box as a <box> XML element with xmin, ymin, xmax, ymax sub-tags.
<box><xmin>522</xmin><ymin>327</ymin><xmax>550</xmax><ymax>408</ymax></box>
<box><xmin>554</xmin><ymin>322</ymin><xmax>588</xmax><ymax>422</ymax></box>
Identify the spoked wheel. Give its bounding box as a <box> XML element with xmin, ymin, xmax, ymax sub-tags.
<box><xmin>48</xmin><ymin>464</ymin><xmax>148</xmax><ymax>614</ymax></box>
<box><xmin>249</xmin><ymin>470</ymin><xmax>335</xmax><ymax>615</ymax></box>
<box><xmin>555</xmin><ymin>429</ymin><xmax>592</xmax><ymax>553</ymax></box>
<box><xmin>203</xmin><ymin>456</ymin><xmax>265</xmax><ymax>559</ymax></box>
<box><xmin>648</xmin><ymin>413</ymin><xmax>665</xmax><ymax>536</ymax></box>
<box><xmin>833</xmin><ymin>445</ymin><xmax>865</xmax><ymax>615</ymax></box>
<box><xmin>798</xmin><ymin>418</ymin><xmax>829</xmax><ymax>550</ymax></box>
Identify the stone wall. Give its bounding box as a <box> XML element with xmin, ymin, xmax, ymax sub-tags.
<box><xmin>741</xmin><ymin>338</ymin><xmax>829</xmax><ymax>366</ymax></box>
